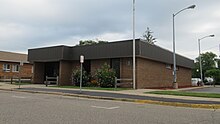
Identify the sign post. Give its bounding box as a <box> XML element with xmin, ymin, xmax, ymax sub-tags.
<box><xmin>19</xmin><ymin>61</ymin><xmax>23</xmax><ymax>89</ymax></box>
<box><xmin>80</xmin><ymin>55</ymin><xmax>84</xmax><ymax>93</ymax></box>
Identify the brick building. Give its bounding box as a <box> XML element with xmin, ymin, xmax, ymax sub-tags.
<box><xmin>28</xmin><ymin>39</ymin><xmax>194</xmax><ymax>89</ymax></box>
<box><xmin>0</xmin><ymin>51</ymin><xmax>33</xmax><ymax>81</ymax></box>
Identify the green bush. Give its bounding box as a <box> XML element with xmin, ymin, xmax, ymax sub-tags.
<box><xmin>72</xmin><ymin>67</ymin><xmax>90</xmax><ymax>86</ymax></box>
<box><xmin>87</xmin><ymin>79</ymin><xmax>99</xmax><ymax>87</ymax></box>
<box><xmin>96</xmin><ymin>63</ymin><xmax>116</xmax><ymax>88</ymax></box>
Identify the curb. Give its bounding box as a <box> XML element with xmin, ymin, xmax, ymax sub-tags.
<box><xmin>0</xmin><ymin>88</ymin><xmax>220</xmax><ymax>109</ymax></box>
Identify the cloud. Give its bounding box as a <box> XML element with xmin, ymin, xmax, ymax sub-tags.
<box><xmin>0</xmin><ymin>0</ymin><xmax>220</xmax><ymax>59</ymax></box>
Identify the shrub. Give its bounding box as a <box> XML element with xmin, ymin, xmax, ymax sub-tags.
<box><xmin>72</xmin><ymin>67</ymin><xmax>90</xmax><ymax>86</ymax></box>
<box><xmin>88</xmin><ymin>79</ymin><xmax>99</xmax><ymax>87</ymax></box>
<box><xmin>96</xmin><ymin>63</ymin><xmax>116</xmax><ymax>88</ymax></box>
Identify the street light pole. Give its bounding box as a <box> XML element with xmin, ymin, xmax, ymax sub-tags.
<box><xmin>198</xmin><ymin>35</ymin><xmax>215</xmax><ymax>85</ymax></box>
<box><xmin>172</xmin><ymin>5</ymin><xmax>196</xmax><ymax>89</ymax></box>
<box><xmin>172</xmin><ymin>14</ymin><xmax>176</xmax><ymax>86</ymax></box>
<box><xmin>132</xmin><ymin>0</ymin><xmax>136</xmax><ymax>89</ymax></box>
<box><xmin>198</xmin><ymin>39</ymin><xmax>202</xmax><ymax>85</ymax></box>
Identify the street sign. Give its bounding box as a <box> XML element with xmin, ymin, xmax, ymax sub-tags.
<box><xmin>79</xmin><ymin>55</ymin><xmax>84</xmax><ymax>93</ymax></box>
<box><xmin>80</xmin><ymin>55</ymin><xmax>84</xmax><ymax>63</ymax></box>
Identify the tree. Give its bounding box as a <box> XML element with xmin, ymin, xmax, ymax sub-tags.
<box><xmin>78</xmin><ymin>40</ymin><xmax>97</xmax><ymax>46</ymax></box>
<box><xmin>77</xmin><ymin>40</ymin><xmax>108</xmax><ymax>46</ymax></box>
<box><xmin>142</xmin><ymin>27</ymin><xmax>157</xmax><ymax>44</ymax></box>
<box><xmin>195</xmin><ymin>52</ymin><xmax>217</xmax><ymax>71</ymax></box>
<box><xmin>205</xmin><ymin>69</ymin><xmax>220</xmax><ymax>86</ymax></box>
<box><xmin>193</xmin><ymin>52</ymin><xmax>217</xmax><ymax>79</ymax></box>
<box><xmin>192</xmin><ymin>62</ymin><xmax>200</xmax><ymax>78</ymax></box>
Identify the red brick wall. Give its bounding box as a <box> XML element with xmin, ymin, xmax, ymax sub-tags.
<box><xmin>120</xmin><ymin>58</ymin><xmax>132</xmax><ymax>79</ymax></box>
<box><xmin>33</xmin><ymin>62</ymin><xmax>44</xmax><ymax>84</ymax></box>
<box><xmin>0</xmin><ymin>61</ymin><xmax>32</xmax><ymax>79</ymax></box>
<box><xmin>31</xmin><ymin>57</ymin><xmax>192</xmax><ymax>88</ymax></box>
<box><xmin>59</xmin><ymin>61</ymin><xmax>75</xmax><ymax>85</ymax></box>
<box><xmin>136</xmin><ymin>57</ymin><xmax>192</xmax><ymax>89</ymax></box>
<box><xmin>90</xmin><ymin>59</ymin><xmax>110</xmax><ymax>76</ymax></box>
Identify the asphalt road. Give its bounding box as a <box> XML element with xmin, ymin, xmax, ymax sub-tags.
<box><xmin>188</xmin><ymin>87</ymin><xmax>220</xmax><ymax>94</ymax></box>
<box><xmin>0</xmin><ymin>90</ymin><xmax>220</xmax><ymax>124</ymax></box>
<box><xmin>19</xmin><ymin>87</ymin><xmax>220</xmax><ymax>104</ymax></box>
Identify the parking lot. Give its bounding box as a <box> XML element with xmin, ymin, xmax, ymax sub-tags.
<box><xmin>188</xmin><ymin>86</ymin><xmax>220</xmax><ymax>93</ymax></box>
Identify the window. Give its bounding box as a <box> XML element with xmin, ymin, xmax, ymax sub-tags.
<box><xmin>110</xmin><ymin>59</ymin><xmax>120</xmax><ymax>78</ymax></box>
<box><xmin>12</xmin><ymin>65</ymin><xmax>19</xmax><ymax>72</ymax></box>
<box><xmin>176</xmin><ymin>66</ymin><xmax>179</xmax><ymax>71</ymax></box>
<box><xmin>165</xmin><ymin>64</ymin><xmax>172</xmax><ymax>69</ymax></box>
<box><xmin>3</xmin><ymin>64</ymin><xmax>10</xmax><ymax>72</ymax></box>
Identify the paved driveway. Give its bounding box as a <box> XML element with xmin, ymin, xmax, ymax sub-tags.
<box><xmin>188</xmin><ymin>86</ymin><xmax>220</xmax><ymax>93</ymax></box>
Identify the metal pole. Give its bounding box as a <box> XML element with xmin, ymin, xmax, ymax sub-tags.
<box><xmin>172</xmin><ymin>14</ymin><xmax>178</xmax><ymax>89</ymax></box>
<box><xmin>115</xmin><ymin>77</ymin><xmax>117</xmax><ymax>90</ymax></box>
<box><xmin>198</xmin><ymin>39</ymin><xmax>203</xmax><ymax>85</ymax></box>
<box><xmin>132</xmin><ymin>0</ymin><xmax>136</xmax><ymax>89</ymax></box>
<box><xmin>19</xmin><ymin>63</ymin><xmax>22</xmax><ymax>89</ymax></box>
<box><xmin>80</xmin><ymin>62</ymin><xmax>83</xmax><ymax>93</ymax></box>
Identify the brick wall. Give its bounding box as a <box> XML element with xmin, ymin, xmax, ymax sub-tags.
<box><xmin>0</xmin><ymin>61</ymin><xmax>32</xmax><ymax>80</ymax></box>
<box><xmin>31</xmin><ymin>57</ymin><xmax>192</xmax><ymax>88</ymax></box>
<box><xmin>90</xmin><ymin>59</ymin><xmax>110</xmax><ymax>76</ymax></box>
<box><xmin>33</xmin><ymin>62</ymin><xmax>44</xmax><ymax>84</ymax></box>
<box><xmin>120</xmin><ymin>58</ymin><xmax>132</xmax><ymax>79</ymax></box>
<box><xmin>59</xmin><ymin>61</ymin><xmax>78</xmax><ymax>85</ymax></box>
<box><xmin>136</xmin><ymin>57</ymin><xmax>192</xmax><ymax>89</ymax></box>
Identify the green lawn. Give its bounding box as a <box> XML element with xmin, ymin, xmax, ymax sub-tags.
<box><xmin>50</xmin><ymin>85</ymin><xmax>132</xmax><ymax>91</ymax></box>
<box><xmin>147</xmin><ymin>91</ymin><xmax>220</xmax><ymax>98</ymax></box>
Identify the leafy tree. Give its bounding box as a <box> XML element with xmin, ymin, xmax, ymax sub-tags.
<box><xmin>79</xmin><ymin>40</ymin><xmax>97</xmax><ymax>46</ymax></box>
<box><xmin>192</xmin><ymin>62</ymin><xmax>200</xmax><ymax>78</ymax></box>
<box><xmin>205</xmin><ymin>69</ymin><xmax>220</xmax><ymax>86</ymax></box>
<box><xmin>142</xmin><ymin>27</ymin><xmax>157</xmax><ymax>44</ymax></box>
<box><xmin>196</xmin><ymin>52</ymin><xmax>217</xmax><ymax>71</ymax></box>
<box><xmin>193</xmin><ymin>52</ymin><xmax>217</xmax><ymax>79</ymax></box>
<box><xmin>77</xmin><ymin>40</ymin><xmax>108</xmax><ymax>46</ymax></box>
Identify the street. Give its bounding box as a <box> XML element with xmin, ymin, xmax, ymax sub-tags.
<box><xmin>0</xmin><ymin>90</ymin><xmax>219</xmax><ymax>124</ymax></box>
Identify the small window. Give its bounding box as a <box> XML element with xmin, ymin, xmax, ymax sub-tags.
<box><xmin>166</xmin><ymin>64</ymin><xmax>172</xmax><ymax>69</ymax></box>
<box><xmin>12</xmin><ymin>65</ymin><xmax>19</xmax><ymax>72</ymax></box>
<box><xmin>3</xmin><ymin>64</ymin><xmax>10</xmax><ymax>72</ymax></box>
<box><xmin>127</xmin><ymin>60</ymin><xmax>131</xmax><ymax>66</ymax></box>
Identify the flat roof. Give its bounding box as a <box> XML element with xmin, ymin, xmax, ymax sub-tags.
<box><xmin>28</xmin><ymin>39</ymin><xmax>194</xmax><ymax>68</ymax></box>
<box><xmin>0</xmin><ymin>51</ymin><xmax>29</xmax><ymax>63</ymax></box>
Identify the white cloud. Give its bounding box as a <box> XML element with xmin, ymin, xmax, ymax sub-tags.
<box><xmin>0</xmin><ymin>0</ymin><xmax>220</xmax><ymax>60</ymax></box>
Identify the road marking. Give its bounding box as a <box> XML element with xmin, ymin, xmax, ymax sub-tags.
<box><xmin>12</xmin><ymin>95</ymin><xmax>27</xmax><ymax>99</ymax></box>
<box><xmin>91</xmin><ymin>106</ymin><xmax>120</xmax><ymax>110</ymax></box>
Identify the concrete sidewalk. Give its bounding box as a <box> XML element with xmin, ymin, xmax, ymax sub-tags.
<box><xmin>0</xmin><ymin>82</ymin><xmax>220</xmax><ymax>109</ymax></box>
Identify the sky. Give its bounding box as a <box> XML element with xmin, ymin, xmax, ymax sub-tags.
<box><xmin>0</xmin><ymin>0</ymin><xmax>220</xmax><ymax>60</ymax></box>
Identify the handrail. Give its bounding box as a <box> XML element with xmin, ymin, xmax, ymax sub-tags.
<box><xmin>115</xmin><ymin>77</ymin><xmax>133</xmax><ymax>89</ymax></box>
<box><xmin>45</xmin><ymin>76</ymin><xmax>59</xmax><ymax>87</ymax></box>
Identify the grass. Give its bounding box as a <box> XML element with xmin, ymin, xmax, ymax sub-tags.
<box><xmin>50</xmin><ymin>85</ymin><xmax>132</xmax><ymax>91</ymax></box>
<box><xmin>147</xmin><ymin>91</ymin><xmax>220</xmax><ymax>98</ymax></box>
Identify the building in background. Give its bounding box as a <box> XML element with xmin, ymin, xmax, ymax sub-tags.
<box><xmin>0</xmin><ymin>51</ymin><xmax>33</xmax><ymax>82</ymax></box>
<box><xmin>28</xmin><ymin>39</ymin><xmax>194</xmax><ymax>89</ymax></box>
